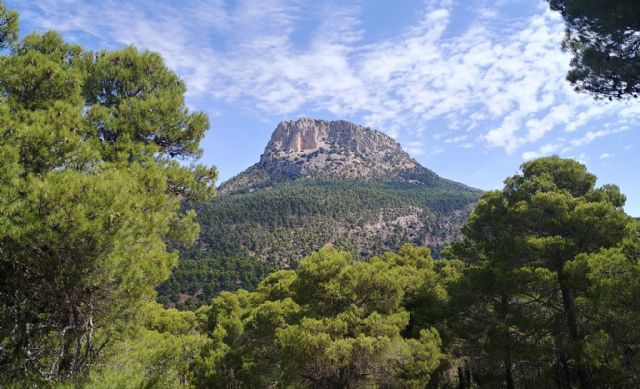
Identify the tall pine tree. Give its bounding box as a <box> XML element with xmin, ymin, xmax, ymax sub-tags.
<box><xmin>0</xmin><ymin>2</ymin><xmax>217</xmax><ymax>383</ymax></box>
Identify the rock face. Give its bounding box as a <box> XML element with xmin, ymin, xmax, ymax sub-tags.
<box><xmin>259</xmin><ymin>118</ymin><xmax>417</xmax><ymax>177</ymax></box>
<box><xmin>221</xmin><ymin>118</ymin><xmax>457</xmax><ymax>194</ymax></box>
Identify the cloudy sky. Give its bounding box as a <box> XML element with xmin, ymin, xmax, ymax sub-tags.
<box><xmin>8</xmin><ymin>0</ymin><xmax>640</xmax><ymax>215</ymax></box>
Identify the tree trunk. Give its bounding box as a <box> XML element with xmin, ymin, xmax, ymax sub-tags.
<box><xmin>429</xmin><ymin>368</ymin><xmax>439</xmax><ymax>389</ymax></box>
<box><xmin>505</xmin><ymin>360</ymin><xmax>515</xmax><ymax>389</ymax></box>
<box><xmin>458</xmin><ymin>366</ymin><xmax>467</xmax><ymax>389</ymax></box>
<box><xmin>559</xmin><ymin>278</ymin><xmax>592</xmax><ymax>389</ymax></box>
<box><xmin>554</xmin><ymin>346</ymin><xmax>573</xmax><ymax>389</ymax></box>
<box><xmin>501</xmin><ymin>295</ymin><xmax>516</xmax><ymax>389</ymax></box>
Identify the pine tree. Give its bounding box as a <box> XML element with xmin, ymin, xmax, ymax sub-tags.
<box><xmin>548</xmin><ymin>0</ymin><xmax>640</xmax><ymax>99</ymax></box>
<box><xmin>194</xmin><ymin>245</ymin><xmax>444</xmax><ymax>388</ymax></box>
<box><xmin>443</xmin><ymin>156</ymin><xmax>632</xmax><ymax>387</ymax></box>
<box><xmin>0</xmin><ymin>2</ymin><xmax>216</xmax><ymax>383</ymax></box>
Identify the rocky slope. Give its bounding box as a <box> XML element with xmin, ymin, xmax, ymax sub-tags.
<box><xmin>158</xmin><ymin>118</ymin><xmax>481</xmax><ymax>308</ymax></box>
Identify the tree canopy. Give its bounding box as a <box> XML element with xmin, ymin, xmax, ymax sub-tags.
<box><xmin>0</xmin><ymin>0</ymin><xmax>17</xmax><ymax>49</ymax></box>
<box><xmin>548</xmin><ymin>0</ymin><xmax>640</xmax><ymax>99</ymax></box>
<box><xmin>193</xmin><ymin>244</ymin><xmax>445</xmax><ymax>388</ymax></box>
<box><xmin>0</xmin><ymin>2</ymin><xmax>216</xmax><ymax>383</ymax></box>
<box><xmin>432</xmin><ymin>156</ymin><xmax>639</xmax><ymax>388</ymax></box>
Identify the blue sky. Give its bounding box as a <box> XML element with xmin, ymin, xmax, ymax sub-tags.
<box><xmin>8</xmin><ymin>0</ymin><xmax>640</xmax><ymax>215</ymax></box>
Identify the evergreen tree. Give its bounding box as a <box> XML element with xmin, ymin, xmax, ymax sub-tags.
<box><xmin>548</xmin><ymin>0</ymin><xmax>640</xmax><ymax>99</ymax></box>
<box><xmin>0</xmin><ymin>1</ymin><xmax>16</xmax><ymax>49</ymax></box>
<box><xmin>0</xmin><ymin>3</ymin><xmax>216</xmax><ymax>384</ymax></box>
<box><xmin>194</xmin><ymin>245</ymin><xmax>444</xmax><ymax>388</ymax></box>
<box><xmin>562</xmin><ymin>220</ymin><xmax>640</xmax><ymax>386</ymax></box>
<box><xmin>440</xmin><ymin>156</ymin><xmax>633</xmax><ymax>388</ymax></box>
<box><xmin>78</xmin><ymin>303</ymin><xmax>209</xmax><ymax>388</ymax></box>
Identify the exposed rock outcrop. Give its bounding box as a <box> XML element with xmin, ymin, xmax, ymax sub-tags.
<box><xmin>260</xmin><ymin>118</ymin><xmax>417</xmax><ymax>177</ymax></box>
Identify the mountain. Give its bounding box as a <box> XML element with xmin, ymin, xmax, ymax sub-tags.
<box><xmin>157</xmin><ymin>118</ymin><xmax>481</xmax><ymax>308</ymax></box>
<box><xmin>220</xmin><ymin>118</ymin><xmax>462</xmax><ymax>193</ymax></box>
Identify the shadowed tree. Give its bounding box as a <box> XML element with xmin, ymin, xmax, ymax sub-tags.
<box><xmin>548</xmin><ymin>0</ymin><xmax>640</xmax><ymax>100</ymax></box>
<box><xmin>441</xmin><ymin>156</ymin><xmax>632</xmax><ymax>388</ymax></box>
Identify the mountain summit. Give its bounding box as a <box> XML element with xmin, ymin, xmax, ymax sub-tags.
<box><xmin>221</xmin><ymin>118</ymin><xmax>454</xmax><ymax>194</ymax></box>
<box><xmin>160</xmin><ymin>118</ymin><xmax>481</xmax><ymax>307</ymax></box>
<box><xmin>261</xmin><ymin>118</ymin><xmax>417</xmax><ymax>177</ymax></box>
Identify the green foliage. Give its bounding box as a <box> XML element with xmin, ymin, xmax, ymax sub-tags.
<box><xmin>429</xmin><ymin>156</ymin><xmax>637</xmax><ymax>388</ymax></box>
<box><xmin>160</xmin><ymin>179</ymin><xmax>479</xmax><ymax>307</ymax></box>
<box><xmin>193</xmin><ymin>245</ymin><xmax>444</xmax><ymax>388</ymax></box>
<box><xmin>84</xmin><ymin>46</ymin><xmax>211</xmax><ymax>163</ymax></box>
<box><xmin>66</xmin><ymin>303</ymin><xmax>209</xmax><ymax>389</ymax></box>
<box><xmin>0</xmin><ymin>4</ymin><xmax>216</xmax><ymax>384</ymax></box>
<box><xmin>156</xmin><ymin>256</ymin><xmax>270</xmax><ymax>310</ymax></box>
<box><xmin>562</xmin><ymin>221</ymin><xmax>640</xmax><ymax>386</ymax></box>
<box><xmin>0</xmin><ymin>1</ymin><xmax>17</xmax><ymax>49</ymax></box>
<box><xmin>548</xmin><ymin>0</ymin><xmax>640</xmax><ymax>99</ymax></box>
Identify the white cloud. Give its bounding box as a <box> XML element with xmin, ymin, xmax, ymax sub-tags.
<box><xmin>12</xmin><ymin>0</ymin><xmax>638</xmax><ymax>159</ymax></box>
<box><xmin>599</xmin><ymin>152</ymin><xmax>612</xmax><ymax>159</ymax></box>
<box><xmin>405</xmin><ymin>141</ymin><xmax>425</xmax><ymax>156</ymax></box>
<box><xmin>565</xmin><ymin>128</ymin><xmax>628</xmax><ymax>150</ymax></box>
<box><xmin>444</xmin><ymin>135</ymin><xmax>468</xmax><ymax>144</ymax></box>
<box><xmin>521</xmin><ymin>143</ymin><xmax>559</xmax><ymax>160</ymax></box>
<box><xmin>571</xmin><ymin>152</ymin><xmax>588</xmax><ymax>165</ymax></box>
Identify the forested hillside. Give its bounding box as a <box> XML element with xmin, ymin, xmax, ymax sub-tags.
<box><xmin>158</xmin><ymin>119</ymin><xmax>481</xmax><ymax>308</ymax></box>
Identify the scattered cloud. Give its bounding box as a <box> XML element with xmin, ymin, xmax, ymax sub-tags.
<box><xmin>565</xmin><ymin>128</ymin><xmax>628</xmax><ymax>151</ymax></box>
<box><xmin>11</xmin><ymin>0</ymin><xmax>639</xmax><ymax>159</ymax></box>
<box><xmin>405</xmin><ymin>141</ymin><xmax>425</xmax><ymax>156</ymax></box>
<box><xmin>522</xmin><ymin>143</ymin><xmax>559</xmax><ymax>160</ymax></box>
<box><xmin>444</xmin><ymin>135</ymin><xmax>469</xmax><ymax>144</ymax></box>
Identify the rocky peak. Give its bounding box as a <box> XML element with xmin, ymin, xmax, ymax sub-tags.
<box><xmin>262</xmin><ymin>118</ymin><xmax>403</xmax><ymax>159</ymax></box>
<box><xmin>259</xmin><ymin>118</ymin><xmax>417</xmax><ymax>179</ymax></box>
<box><xmin>219</xmin><ymin>118</ymin><xmax>450</xmax><ymax>195</ymax></box>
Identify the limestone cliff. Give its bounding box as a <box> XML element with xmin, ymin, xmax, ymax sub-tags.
<box><xmin>260</xmin><ymin>118</ymin><xmax>417</xmax><ymax>176</ymax></box>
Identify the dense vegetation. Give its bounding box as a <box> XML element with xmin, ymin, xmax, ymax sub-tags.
<box><xmin>181</xmin><ymin>157</ymin><xmax>639</xmax><ymax>388</ymax></box>
<box><xmin>0</xmin><ymin>2</ymin><xmax>217</xmax><ymax>383</ymax></box>
<box><xmin>549</xmin><ymin>0</ymin><xmax>640</xmax><ymax>99</ymax></box>
<box><xmin>192</xmin><ymin>244</ymin><xmax>445</xmax><ymax>388</ymax></box>
<box><xmin>437</xmin><ymin>157</ymin><xmax>638</xmax><ymax>388</ymax></box>
<box><xmin>156</xmin><ymin>256</ymin><xmax>270</xmax><ymax>309</ymax></box>
<box><xmin>2</xmin><ymin>2</ymin><xmax>640</xmax><ymax>388</ymax></box>
<box><xmin>159</xmin><ymin>178</ymin><xmax>480</xmax><ymax>307</ymax></box>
